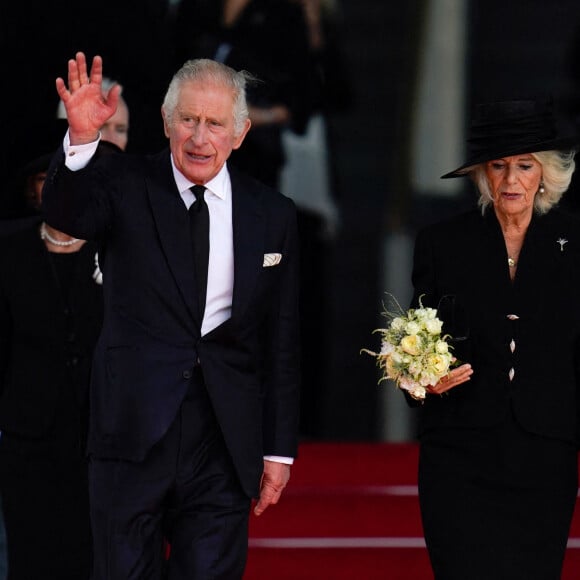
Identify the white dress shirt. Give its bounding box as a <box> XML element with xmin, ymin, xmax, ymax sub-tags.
<box><xmin>172</xmin><ymin>162</ymin><xmax>234</xmax><ymax>337</ymax></box>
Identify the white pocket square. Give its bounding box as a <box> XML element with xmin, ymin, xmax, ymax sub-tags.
<box><xmin>263</xmin><ymin>253</ymin><xmax>282</xmax><ymax>267</ymax></box>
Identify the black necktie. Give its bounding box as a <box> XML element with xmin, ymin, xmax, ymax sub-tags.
<box><xmin>189</xmin><ymin>185</ymin><xmax>209</xmax><ymax>320</ymax></box>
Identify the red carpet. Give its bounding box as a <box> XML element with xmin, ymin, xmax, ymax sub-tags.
<box><xmin>244</xmin><ymin>442</ymin><xmax>580</xmax><ymax>579</ymax></box>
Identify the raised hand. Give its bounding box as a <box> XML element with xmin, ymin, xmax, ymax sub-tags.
<box><xmin>56</xmin><ymin>52</ymin><xmax>121</xmax><ymax>145</ymax></box>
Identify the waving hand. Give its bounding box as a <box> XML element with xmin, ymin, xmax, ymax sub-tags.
<box><xmin>56</xmin><ymin>52</ymin><xmax>121</xmax><ymax>146</ymax></box>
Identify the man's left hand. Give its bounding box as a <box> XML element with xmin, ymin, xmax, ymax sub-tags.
<box><xmin>253</xmin><ymin>460</ymin><xmax>291</xmax><ymax>516</ymax></box>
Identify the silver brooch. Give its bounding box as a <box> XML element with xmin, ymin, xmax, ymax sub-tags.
<box><xmin>557</xmin><ymin>238</ymin><xmax>568</xmax><ymax>252</ymax></box>
<box><xmin>93</xmin><ymin>252</ymin><xmax>103</xmax><ymax>285</ymax></box>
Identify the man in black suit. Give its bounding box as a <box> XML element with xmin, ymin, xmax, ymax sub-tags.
<box><xmin>43</xmin><ymin>52</ymin><xmax>301</xmax><ymax>580</ymax></box>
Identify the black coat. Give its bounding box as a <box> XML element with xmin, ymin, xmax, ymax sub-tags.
<box><xmin>42</xmin><ymin>148</ymin><xmax>301</xmax><ymax>498</ymax></box>
<box><xmin>411</xmin><ymin>207</ymin><xmax>580</xmax><ymax>444</ymax></box>
<box><xmin>0</xmin><ymin>226</ymin><xmax>103</xmax><ymax>437</ymax></box>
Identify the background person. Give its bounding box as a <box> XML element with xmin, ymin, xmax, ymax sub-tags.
<box><xmin>0</xmin><ymin>146</ymin><xmax>104</xmax><ymax>579</ymax></box>
<box><xmin>43</xmin><ymin>52</ymin><xmax>301</xmax><ymax>579</ymax></box>
<box><xmin>281</xmin><ymin>0</ymin><xmax>353</xmax><ymax>437</ymax></box>
<box><xmin>0</xmin><ymin>79</ymin><xmax>132</xmax><ymax>578</ymax></box>
<box><xmin>409</xmin><ymin>97</ymin><xmax>580</xmax><ymax>580</ymax></box>
<box><xmin>172</xmin><ymin>0</ymin><xmax>320</xmax><ymax>190</ymax></box>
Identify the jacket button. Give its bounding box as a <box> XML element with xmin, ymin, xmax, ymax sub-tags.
<box><xmin>182</xmin><ymin>370</ymin><xmax>192</xmax><ymax>379</ymax></box>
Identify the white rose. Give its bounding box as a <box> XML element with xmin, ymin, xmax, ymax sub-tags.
<box><xmin>425</xmin><ymin>318</ymin><xmax>443</xmax><ymax>335</ymax></box>
<box><xmin>417</xmin><ymin>307</ymin><xmax>436</xmax><ymax>321</ymax></box>
<box><xmin>406</xmin><ymin>321</ymin><xmax>421</xmax><ymax>335</ymax></box>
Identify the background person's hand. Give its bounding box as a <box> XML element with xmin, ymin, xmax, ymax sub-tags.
<box><xmin>426</xmin><ymin>363</ymin><xmax>473</xmax><ymax>395</ymax></box>
<box><xmin>56</xmin><ymin>52</ymin><xmax>121</xmax><ymax>145</ymax></box>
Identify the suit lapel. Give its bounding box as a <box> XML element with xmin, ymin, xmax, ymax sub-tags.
<box><xmin>231</xmin><ymin>169</ymin><xmax>265</xmax><ymax>320</ymax></box>
<box><xmin>146</xmin><ymin>151</ymin><xmax>200</xmax><ymax>326</ymax></box>
<box><xmin>145</xmin><ymin>159</ymin><xmax>265</xmax><ymax>328</ymax></box>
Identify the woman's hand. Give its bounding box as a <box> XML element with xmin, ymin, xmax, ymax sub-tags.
<box><xmin>427</xmin><ymin>363</ymin><xmax>473</xmax><ymax>395</ymax></box>
<box><xmin>56</xmin><ymin>52</ymin><xmax>121</xmax><ymax>146</ymax></box>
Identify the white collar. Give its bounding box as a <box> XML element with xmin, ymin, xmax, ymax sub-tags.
<box><xmin>170</xmin><ymin>158</ymin><xmax>230</xmax><ymax>201</ymax></box>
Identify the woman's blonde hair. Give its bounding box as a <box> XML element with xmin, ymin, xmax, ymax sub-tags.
<box><xmin>469</xmin><ymin>150</ymin><xmax>576</xmax><ymax>214</ymax></box>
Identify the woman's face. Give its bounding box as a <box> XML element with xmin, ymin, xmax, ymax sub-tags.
<box><xmin>484</xmin><ymin>154</ymin><xmax>543</xmax><ymax>219</ymax></box>
<box><xmin>24</xmin><ymin>171</ymin><xmax>47</xmax><ymax>211</ymax></box>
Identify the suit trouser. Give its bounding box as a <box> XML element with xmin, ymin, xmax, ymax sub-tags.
<box><xmin>89</xmin><ymin>369</ymin><xmax>251</xmax><ymax>580</ymax></box>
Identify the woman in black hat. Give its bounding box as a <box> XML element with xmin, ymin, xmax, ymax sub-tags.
<box><xmin>409</xmin><ymin>97</ymin><xmax>580</xmax><ymax>579</ymax></box>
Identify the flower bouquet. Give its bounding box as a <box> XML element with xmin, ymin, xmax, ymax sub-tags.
<box><xmin>362</xmin><ymin>294</ymin><xmax>456</xmax><ymax>401</ymax></box>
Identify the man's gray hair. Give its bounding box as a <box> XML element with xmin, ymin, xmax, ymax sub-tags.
<box><xmin>162</xmin><ymin>59</ymin><xmax>254</xmax><ymax>136</ymax></box>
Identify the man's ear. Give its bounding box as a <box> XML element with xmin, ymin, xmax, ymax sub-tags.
<box><xmin>232</xmin><ymin>118</ymin><xmax>252</xmax><ymax>150</ymax></box>
<box><xmin>161</xmin><ymin>107</ymin><xmax>170</xmax><ymax>138</ymax></box>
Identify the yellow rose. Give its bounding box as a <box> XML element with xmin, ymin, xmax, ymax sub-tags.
<box><xmin>400</xmin><ymin>334</ymin><xmax>421</xmax><ymax>356</ymax></box>
<box><xmin>426</xmin><ymin>353</ymin><xmax>448</xmax><ymax>375</ymax></box>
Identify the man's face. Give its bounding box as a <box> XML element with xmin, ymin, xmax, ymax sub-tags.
<box><xmin>99</xmin><ymin>96</ymin><xmax>130</xmax><ymax>151</ymax></box>
<box><xmin>163</xmin><ymin>79</ymin><xmax>250</xmax><ymax>184</ymax></box>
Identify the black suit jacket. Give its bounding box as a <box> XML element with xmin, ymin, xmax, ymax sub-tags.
<box><xmin>0</xmin><ymin>225</ymin><xmax>103</xmax><ymax>436</ymax></box>
<box><xmin>42</xmin><ymin>148</ymin><xmax>301</xmax><ymax>498</ymax></box>
<box><xmin>411</xmin><ymin>207</ymin><xmax>580</xmax><ymax>444</ymax></box>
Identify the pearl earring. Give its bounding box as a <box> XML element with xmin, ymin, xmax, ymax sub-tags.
<box><xmin>539</xmin><ymin>181</ymin><xmax>545</xmax><ymax>194</ymax></box>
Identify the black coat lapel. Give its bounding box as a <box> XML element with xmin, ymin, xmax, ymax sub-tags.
<box><xmin>230</xmin><ymin>168</ymin><xmax>265</xmax><ymax>320</ymax></box>
<box><xmin>146</xmin><ymin>151</ymin><xmax>200</xmax><ymax>326</ymax></box>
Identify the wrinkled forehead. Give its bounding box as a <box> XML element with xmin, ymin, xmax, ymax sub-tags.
<box><xmin>176</xmin><ymin>81</ymin><xmax>236</xmax><ymax>117</ymax></box>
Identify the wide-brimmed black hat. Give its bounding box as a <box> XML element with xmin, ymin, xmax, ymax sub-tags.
<box><xmin>441</xmin><ymin>97</ymin><xmax>579</xmax><ymax>178</ymax></box>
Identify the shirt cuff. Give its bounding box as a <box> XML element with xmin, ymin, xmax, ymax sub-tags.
<box><xmin>64</xmin><ymin>130</ymin><xmax>100</xmax><ymax>171</ymax></box>
<box><xmin>264</xmin><ymin>455</ymin><xmax>294</xmax><ymax>465</ymax></box>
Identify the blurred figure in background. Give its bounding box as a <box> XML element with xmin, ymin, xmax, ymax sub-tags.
<box><xmin>0</xmin><ymin>144</ymin><xmax>104</xmax><ymax>579</ymax></box>
<box><xmin>172</xmin><ymin>0</ymin><xmax>320</xmax><ymax>189</ymax></box>
<box><xmin>0</xmin><ymin>118</ymin><xmax>67</xmax><ymax>221</ymax></box>
<box><xmin>281</xmin><ymin>0</ymin><xmax>354</xmax><ymax>437</ymax></box>
<box><xmin>283</xmin><ymin>0</ymin><xmax>353</xmax><ymax>224</ymax></box>
<box><xmin>0</xmin><ymin>88</ymin><xmax>130</xmax><ymax>577</ymax></box>
<box><xmin>21</xmin><ymin>152</ymin><xmax>53</xmax><ymax>214</ymax></box>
